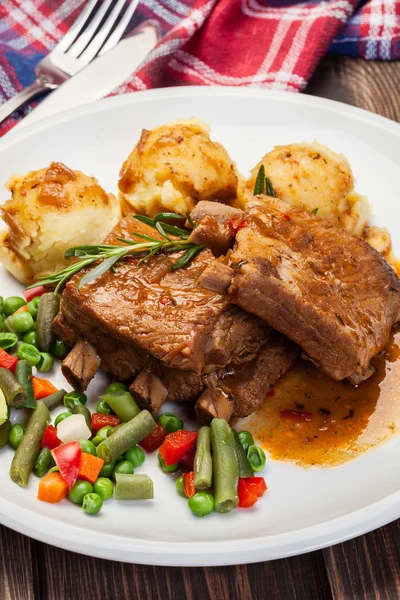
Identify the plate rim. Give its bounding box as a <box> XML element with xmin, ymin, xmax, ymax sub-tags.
<box><xmin>1</xmin><ymin>86</ymin><xmax>400</xmax><ymax>565</ymax></box>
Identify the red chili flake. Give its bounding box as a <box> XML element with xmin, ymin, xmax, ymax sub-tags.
<box><xmin>282</xmin><ymin>214</ymin><xmax>291</xmax><ymax>221</ymax></box>
<box><xmin>160</xmin><ymin>296</ymin><xmax>170</xmax><ymax>306</ymax></box>
<box><xmin>280</xmin><ymin>410</ymin><xmax>313</xmax><ymax>422</ymax></box>
<box><xmin>125</xmin><ymin>257</ymin><xmax>139</xmax><ymax>265</ymax></box>
<box><xmin>266</xmin><ymin>388</ymin><xmax>275</xmax><ymax>397</ymax></box>
<box><xmin>227</xmin><ymin>218</ymin><xmax>247</xmax><ymax>236</ymax></box>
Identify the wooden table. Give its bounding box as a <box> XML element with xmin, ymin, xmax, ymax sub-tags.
<box><xmin>1</xmin><ymin>55</ymin><xmax>400</xmax><ymax>600</ymax></box>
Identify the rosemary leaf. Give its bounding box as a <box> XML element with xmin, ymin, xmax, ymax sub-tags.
<box><xmin>186</xmin><ymin>211</ymin><xmax>195</xmax><ymax>230</ymax></box>
<box><xmin>153</xmin><ymin>212</ymin><xmax>185</xmax><ymax>223</ymax></box>
<box><xmin>77</xmin><ymin>252</ymin><xmax>125</xmax><ymax>290</ymax></box>
<box><xmin>131</xmin><ymin>233</ymin><xmax>160</xmax><ymax>243</ymax></box>
<box><xmin>311</xmin><ymin>208</ymin><xmax>318</xmax><ymax>215</ymax></box>
<box><xmin>265</xmin><ymin>177</ymin><xmax>276</xmax><ymax>198</ymax></box>
<box><xmin>133</xmin><ymin>215</ymin><xmax>155</xmax><ymax>227</ymax></box>
<box><xmin>171</xmin><ymin>245</ymin><xmax>203</xmax><ymax>270</ymax></box>
<box><xmin>155</xmin><ymin>222</ymin><xmax>172</xmax><ymax>241</ymax></box>
<box><xmin>253</xmin><ymin>164</ymin><xmax>265</xmax><ymax>195</ymax></box>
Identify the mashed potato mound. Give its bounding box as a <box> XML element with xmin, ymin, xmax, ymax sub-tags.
<box><xmin>119</xmin><ymin>120</ymin><xmax>238</xmax><ymax>217</ymax></box>
<box><xmin>0</xmin><ymin>162</ymin><xmax>120</xmax><ymax>285</ymax></box>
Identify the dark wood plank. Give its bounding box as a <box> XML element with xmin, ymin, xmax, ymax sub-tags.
<box><xmin>0</xmin><ymin>525</ymin><xmax>38</xmax><ymax>600</ymax></box>
<box><xmin>323</xmin><ymin>520</ymin><xmax>400</xmax><ymax>600</ymax></box>
<box><xmin>38</xmin><ymin>542</ymin><xmax>332</xmax><ymax>600</ymax></box>
<box><xmin>307</xmin><ymin>55</ymin><xmax>400</xmax><ymax>123</ymax></box>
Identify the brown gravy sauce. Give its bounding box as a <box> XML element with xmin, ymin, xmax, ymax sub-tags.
<box><xmin>237</xmin><ymin>328</ymin><xmax>400</xmax><ymax>467</ymax></box>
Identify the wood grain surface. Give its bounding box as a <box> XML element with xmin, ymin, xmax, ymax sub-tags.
<box><xmin>1</xmin><ymin>55</ymin><xmax>400</xmax><ymax>600</ymax></box>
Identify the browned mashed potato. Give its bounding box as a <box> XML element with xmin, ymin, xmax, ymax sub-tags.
<box><xmin>119</xmin><ymin>120</ymin><xmax>238</xmax><ymax>217</ymax></box>
<box><xmin>0</xmin><ymin>162</ymin><xmax>120</xmax><ymax>285</ymax></box>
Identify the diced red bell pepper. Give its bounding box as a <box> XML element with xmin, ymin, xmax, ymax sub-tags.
<box><xmin>51</xmin><ymin>441</ymin><xmax>82</xmax><ymax>489</ymax></box>
<box><xmin>0</xmin><ymin>348</ymin><xmax>18</xmax><ymax>373</ymax></box>
<box><xmin>227</xmin><ymin>217</ymin><xmax>247</xmax><ymax>236</ymax></box>
<box><xmin>183</xmin><ymin>471</ymin><xmax>196</xmax><ymax>498</ymax></box>
<box><xmin>41</xmin><ymin>425</ymin><xmax>61</xmax><ymax>450</ymax></box>
<box><xmin>139</xmin><ymin>422</ymin><xmax>167</xmax><ymax>453</ymax></box>
<box><xmin>23</xmin><ymin>286</ymin><xmax>46</xmax><ymax>302</ymax></box>
<box><xmin>179</xmin><ymin>444</ymin><xmax>196</xmax><ymax>472</ymax></box>
<box><xmin>91</xmin><ymin>413</ymin><xmax>120</xmax><ymax>434</ymax></box>
<box><xmin>158</xmin><ymin>429</ymin><xmax>198</xmax><ymax>466</ymax></box>
<box><xmin>238</xmin><ymin>477</ymin><xmax>267</xmax><ymax>508</ymax></box>
<box><xmin>280</xmin><ymin>410</ymin><xmax>313</xmax><ymax>422</ymax></box>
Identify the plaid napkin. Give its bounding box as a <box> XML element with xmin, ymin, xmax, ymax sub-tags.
<box><xmin>1</xmin><ymin>0</ymin><xmax>400</xmax><ymax>136</ymax></box>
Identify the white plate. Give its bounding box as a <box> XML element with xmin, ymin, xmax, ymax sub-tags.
<box><xmin>0</xmin><ymin>87</ymin><xmax>399</xmax><ymax>566</ymax></box>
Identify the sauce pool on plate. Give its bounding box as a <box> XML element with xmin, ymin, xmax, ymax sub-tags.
<box><xmin>237</xmin><ymin>328</ymin><xmax>400</xmax><ymax>467</ymax></box>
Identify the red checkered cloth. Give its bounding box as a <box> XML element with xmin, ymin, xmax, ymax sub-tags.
<box><xmin>1</xmin><ymin>0</ymin><xmax>400</xmax><ymax>136</ymax></box>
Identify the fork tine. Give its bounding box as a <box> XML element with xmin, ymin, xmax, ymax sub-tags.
<box><xmin>98</xmin><ymin>0</ymin><xmax>140</xmax><ymax>56</ymax></box>
<box><xmin>78</xmin><ymin>0</ymin><xmax>131</xmax><ymax>64</ymax></box>
<box><xmin>55</xmin><ymin>0</ymin><xmax>99</xmax><ymax>54</ymax></box>
<box><xmin>67</xmin><ymin>0</ymin><xmax>114</xmax><ymax>59</ymax></box>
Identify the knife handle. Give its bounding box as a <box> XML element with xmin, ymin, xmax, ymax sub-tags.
<box><xmin>0</xmin><ymin>81</ymin><xmax>52</xmax><ymax>126</ymax></box>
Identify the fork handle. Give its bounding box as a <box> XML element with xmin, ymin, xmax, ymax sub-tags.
<box><xmin>0</xmin><ymin>81</ymin><xmax>51</xmax><ymax>125</ymax></box>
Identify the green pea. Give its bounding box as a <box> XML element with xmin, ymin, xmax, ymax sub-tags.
<box><xmin>37</xmin><ymin>352</ymin><xmax>54</xmax><ymax>373</ymax></box>
<box><xmin>93</xmin><ymin>477</ymin><xmax>113</xmax><ymax>500</ymax></box>
<box><xmin>247</xmin><ymin>445</ymin><xmax>267</xmax><ymax>472</ymax></box>
<box><xmin>54</xmin><ymin>412</ymin><xmax>71</xmax><ymax>427</ymax></box>
<box><xmin>4</xmin><ymin>316</ymin><xmax>19</xmax><ymax>335</ymax></box>
<box><xmin>0</xmin><ymin>297</ymin><xmax>3</xmax><ymax>311</ymax></box>
<box><xmin>112</xmin><ymin>460</ymin><xmax>134</xmax><ymax>480</ymax></box>
<box><xmin>92</xmin><ymin>435</ymin><xmax>103</xmax><ymax>447</ymax></box>
<box><xmin>82</xmin><ymin>492</ymin><xmax>103</xmax><ymax>515</ymax></box>
<box><xmin>8</xmin><ymin>424</ymin><xmax>25</xmax><ymax>449</ymax></box>
<box><xmin>0</xmin><ymin>314</ymin><xmax>4</xmax><ymax>331</ymax></box>
<box><xmin>99</xmin><ymin>460</ymin><xmax>116</xmax><ymax>478</ymax></box>
<box><xmin>238</xmin><ymin>430</ymin><xmax>254</xmax><ymax>453</ymax></box>
<box><xmin>158</xmin><ymin>412</ymin><xmax>184</xmax><ymax>434</ymax></box>
<box><xmin>158</xmin><ymin>452</ymin><xmax>179</xmax><ymax>473</ymax></box>
<box><xmin>188</xmin><ymin>492</ymin><xmax>215</xmax><ymax>517</ymax></box>
<box><xmin>124</xmin><ymin>445</ymin><xmax>145</xmax><ymax>469</ymax></box>
<box><xmin>12</xmin><ymin>312</ymin><xmax>34</xmax><ymax>333</ymax></box>
<box><xmin>17</xmin><ymin>343</ymin><xmax>41</xmax><ymax>366</ymax></box>
<box><xmin>3</xmin><ymin>297</ymin><xmax>26</xmax><ymax>317</ymax></box>
<box><xmin>79</xmin><ymin>439</ymin><xmax>97</xmax><ymax>456</ymax></box>
<box><xmin>68</xmin><ymin>480</ymin><xmax>93</xmax><ymax>505</ymax></box>
<box><xmin>63</xmin><ymin>391</ymin><xmax>87</xmax><ymax>411</ymax></box>
<box><xmin>27</xmin><ymin>297</ymin><xmax>41</xmax><ymax>319</ymax></box>
<box><xmin>176</xmin><ymin>475</ymin><xmax>185</xmax><ymax>497</ymax></box>
<box><xmin>0</xmin><ymin>332</ymin><xmax>18</xmax><ymax>350</ymax></box>
<box><xmin>48</xmin><ymin>466</ymin><xmax>59</xmax><ymax>474</ymax></box>
<box><xmin>96</xmin><ymin>400</ymin><xmax>114</xmax><ymax>415</ymax></box>
<box><xmin>106</xmin><ymin>382</ymin><xmax>128</xmax><ymax>393</ymax></box>
<box><xmin>21</xmin><ymin>330</ymin><xmax>38</xmax><ymax>347</ymax></box>
<box><xmin>96</xmin><ymin>426</ymin><xmax>113</xmax><ymax>440</ymax></box>
<box><xmin>50</xmin><ymin>338</ymin><xmax>69</xmax><ymax>359</ymax></box>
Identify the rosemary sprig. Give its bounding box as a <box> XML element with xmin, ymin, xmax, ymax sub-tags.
<box><xmin>252</xmin><ymin>165</ymin><xmax>276</xmax><ymax>197</ymax></box>
<box><xmin>26</xmin><ymin>212</ymin><xmax>201</xmax><ymax>293</ymax></box>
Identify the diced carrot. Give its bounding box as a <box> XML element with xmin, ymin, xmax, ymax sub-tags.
<box><xmin>13</xmin><ymin>305</ymin><xmax>28</xmax><ymax>315</ymax></box>
<box><xmin>78</xmin><ymin>453</ymin><xmax>104</xmax><ymax>484</ymax></box>
<box><xmin>32</xmin><ymin>377</ymin><xmax>58</xmax><ymax>400</ymax></box>
<box><xmin>37</xmin><ymin>472</ymin><xmax>68</xmax><ymax>503</ymax></box>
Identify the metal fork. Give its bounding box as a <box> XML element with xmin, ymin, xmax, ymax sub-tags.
<box><xmin>0</xmin><ymin>0</ymin><xmax>139</xmax><ymax>125</ymax></box>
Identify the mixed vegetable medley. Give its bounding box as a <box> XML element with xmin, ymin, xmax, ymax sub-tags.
<box><xmin>0</xmin><ymin>288</ymin><xmax>268</xmax><ymax>517</ymax></box>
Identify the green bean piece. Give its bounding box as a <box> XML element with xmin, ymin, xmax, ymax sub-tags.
<box><xmin>50</xmin><ymin>338</ymin><xmax>69</xmax><ymax>359</ymax></box>
<box><xmin>176</xmin><ymin>475</ymin><xmax>185</xmax><ymax>497</ymax></box>
<box><xmin>34</xmin><ymin>447</ymin><xmax>53</xmax><ymax>477</ymax></box>
<box><xmin>37</xmin><ymin>352</ymin><xmax>54</xmax><ymax>373</ymax></box>
<box><xmin>0</xmin><ymin>367</ymin><xmax>27</xmax><ymax>408</ymax></box>
<box><xmin>188</xmin><ymin>492</ymin><xmax>215</xmax><ymax>517</ymax></box>
<box><xmin>0</xmin><ymin>332</ymin><xmax>18</xmax><ymax>350</ymax></box>
<box><xmin>97</xmin><ymin>410</ymin><xmax>155</xmax><ymax>464</ymax></box>
<box><xmin>247</xmin><ymin>445</ymin><xmax>267</xmax><ymax>473</ymax></box>
<box><xmin>10</xmin><ymin>401</ymin><xmax>50</xmax><ymax>486</ymax></box>
<box><xmin>27</xmin><ymin>297</ymin><xmax>41</xmax><ymax>319</ymax></box>
<box><xmin>232</xmin><ymin>429</ymin><xmax>253</xmax><ymax>477</ymax></box>
<box><xmin>36</xmin><ymin>293</ymin><xmax>60</xmax><ymax>352</ymax></box>
<box><xmin>210</xmin><ymin>418</ymin><xmax>239</xmax><ymax>514</ymax></box>
<box><xmin>115</xmin><ymin>473</ymin><xmax>154</xmax><ymax>500</ymax></box>
<box><xmin>3</xmin><ymin>297</ymin><xmax>26</xmax><ymax>317</ymax></box>
<box><xmin>12</xmin><ymin>312</ymin><xmax>34</xmax><ymax>333</ymax></box>
<box><xmin>73</xmin><ymin>404</ymin><xmax>91</xmax><ymax>430</ymax></box>
<box><xmin>193</xmin><ymin>426</ymin><xmax>212</xmax><ymax>489</ymax></box>
<box><xmin>238</xmin><ymin>430</ymin><xmax>254</xmax><ymax>453</ymax></box>
<box><xmin>8</xmin><ymin>424</ymin><xmax>24</xmax><ymax>449</ymax></box>
<box><xmin>63</xmin><ymin>391</ymin><xmax>87</xmax><ymax>411</ymax></box>
<box><xmin>158</xmin><ymin>452</ymin><xmax>179</xmax><ymax>473</ymax></box>
<box><xmin>9</xmin><ymin>342</ymin><xmax>23</xmax><ymax>357</ymax></box>
<box><xmin>158</xmin><ymin>412</ymin><xmax>184</xmax><ymax>433</ymax></box>
<box><xmin>0</xmin><ymin>420</ymin><xmax>11</xmax><ymax>449</ymax></box>
<box><xmin>96</xmin><ymin>400</ymin><xmax>114</xmax><ymax>415</ymax></box>
<box><xmin>99</xmin><ymin>390</ymin><xmax>140</xmax><ymax>422</ymax></box>
<box><xmin>17</xmin><ymin>343</ymin><xmax>41</xmax><ymax>367</ymax></box>
<box><xmin>82</xmin><ymin>492</ymin><xmax>103</xmax><ymax>514</ymax></box>
<box><xmin>41</xmin><ymin>388</ymin><xmax>67</xmax><ymax>411</ymax></box>
<box><xmin>21</xmin><ymin>330</ymin><xmax>38</xmax><ymax>347</ymax></box>
<box><xmin>124</xmin><ymin>445</ymin><xmax>145</xmax><ymax>468</ymax></box>
<box><xmin>15</xmin><ymin>360</ymin><xmax>36</xmax><ymax>409</ymax></box>
<box><xmin>0</xmin><ymin>314</ymin><xmax>4</xmax><ymax>331</ymax></box>
<box><xmin>106</xmin><ymin>382</ymin><xmax>128</xmax><ymax>393</ymax></box>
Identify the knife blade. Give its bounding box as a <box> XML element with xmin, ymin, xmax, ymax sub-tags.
<box><xmin>15</xmin><ymin>22</ymin><xmax>160</xmax><ymax>130</ymax></box>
